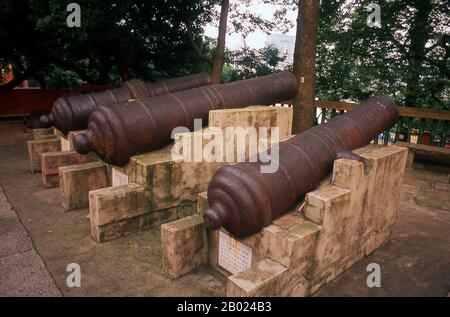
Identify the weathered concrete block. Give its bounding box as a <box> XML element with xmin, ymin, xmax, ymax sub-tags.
<box><xmin>27</xmin><ymin>138</ymin><xmax>61</xmax><ymax>173</ymax></box>
<box><xmin>31</xmin><ymin>128</ymin><xmax>55</xmax><ymax>140</ymax></box>
<box><xmin>92</xmin><ymin>205</ymin><xmax>178</xmax><ymax>243</ymax></box>
<box><xmin>209</xmin><ymin>106</ymin><xmax>292</xmax><ymax>138</ymax></box>
<box><xmin>173</xmin><ymin>106</ymin><xmax>293</xmax><ymax>164</ymax></box>
<box><xmin>53</xmin><ymin>129</ymin><xmax>64</xmax><ymax>139</ymax></box>
<box><xmin>59</xmin><ymin>161</ymin><xmax>107</xmax><ymax>211</ymax></box>
<box><xmin>227</xmin><ymin>258</ymin><xmax>288</xmax><ymax>297</ymax></box>
<box><xmin>304</xmin><ymin>186</ymin><xmax>351</xmax><ymax>224</ymax></box>
<box><xmin>40</xmin><ymin>151</ymin><xmax>98</xmax><ymax>188</ymax></box>
<box><xmin>89</xmin><ymin>144</ymin><xmax>222</xmax><ymax>243</ymax></box>
<box><xmin>89</xmin><ymin>184</ymin><xmax>147</xmax><ymax>227</ymax></box>
<box><xmin>261</xmin><ymin>220</ymin><xmax>319</xmax><ymax>269</ymax></box>
<box><xmin>197</xmin><ymin>192</ymin><xmax>209</xmax><ymax>215</ymax></box>
<box><xmin>405</xmin><ymin>149</ymin><xmax>414</xmax><ymax>168</ymax></box>
<box><xmin>161</xmin><ymin>214</ymin><xmax>208</xmax><ymax>278</ymax></box>
<box><xmin>33</xmin><ymin>134</ymin><xmax>58</xmax><ymax>141</ymax></box>
<box><xmin>116</xmin><ymin>146</ymin><xmax>224</xmax><ymax>211</ymax></box>
<box><xmin>59</xmin><ymin>136</ymin><xmax>71</xmax><ymax>152</ymax></box>
<box><xmin>355</xmin><ymin>145</ymin><xmax>408</xmax><ymax>255</ymax></box>
<box><xmin>307</xmin><ymin>144</ymin><xmax>408</xmax><ymax>293</ymax></box>
<box><xmin>91</xmin><ymin>149</ymin><xmax>214</xmax><ymax>242</ymax></box>
<box><xmin>208</xmin><ymin>216</ymin><xmax>320</xmax><ymax>297</ymax></box>
<box><xmin>41</xmin><ymin>172</ymin><xmax>60</xmax><ymax>188</ymax></box>
<box><xmin>176</xmin><ymin>200</ymin><xmax>197</xmax><ymax>218</ymax></box>
<box><xmin>89</xmin><ymin>183</ymin><xmax>148</xmax><ymax>242</ymax></box>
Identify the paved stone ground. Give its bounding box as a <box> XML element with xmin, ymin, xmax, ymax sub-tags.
<box><xmin>0</xmin><ymin>121</ymin><xmax>61</xmax><ymax>296</ymax></box>
<box><xmin>0</xmin><ymin>120</ymin><xmax>449</xmax><ymax>297</ymax></box>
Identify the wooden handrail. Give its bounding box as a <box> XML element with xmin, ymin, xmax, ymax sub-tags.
<box><xmin>396</xmin><ymin>107</ymin><xmax>450</xmax><ymax>121</ymax></box>
<box><xmin>395</xmin><ymin>141</ymin><xmax>450</xmax><ymax>165</ymax></box>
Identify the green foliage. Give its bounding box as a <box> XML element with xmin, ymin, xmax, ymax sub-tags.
<box><xmin>0</xmin><ymin>0</ymin><xmax>215</xmax><ymax>89</ymax></box>
<box><xmin>222</xmin><ymin>45</ymin><xmax>286</xmax><ymax>82</ymax></box>
<box><xmin>38</xmin><ymin>65</ymin><xmax>82</xmax><ymax>90</ymax></box>
<box><xmin>316</xmin><ymin>0</ymin><xmax>449</xmax><ymax>109</ymax></box>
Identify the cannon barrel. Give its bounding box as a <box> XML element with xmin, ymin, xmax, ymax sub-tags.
<box><xmin>73</xmin><ymin>71</ymin><xmax>298</xmax><ymax>166</ymax></box>
<box><xmin>203</xmin><ymin>96</ymin><xmax>399</xmax><ymax>238</ymax></box>
<box><xmin>40</xmin><ymin>72</ymin><xmax>212</xmax><ymax>134</ymax></box>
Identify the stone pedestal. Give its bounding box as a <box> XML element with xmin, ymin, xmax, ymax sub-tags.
<box><xmin>88</xmin><ymin>106</ymin><xmax>293</xmax><ymax>242</ymax></box>
<box><xmin>59</xmin><ymin>161</ymin><xmax>108</xmax><ymax>211</ymax></box>
<box><xmin>31</xmin><ymin>129</ymin><xmax>99</xmax><ymax>188</ymax></box>
<box><xmin>27</xmin><ymin>129</ymin><xmax>88</xmax><ymax>174</ymax></box>
<box><xmin>160</xmin><ymin>214</ymin><xmax>208</xmax><ymax>278</ymax></box>
<box><xmin>27</xmin><ymin>138</ymin><xmax>61</xmax><ymax>173</ymax></box>
<box><xmin>40</xmin><ymin>151</ymin><xmax>98</xmax><ymax>188</ymax></box>
<box><xmin>31</xmin><ymin>128</ymin><xmax>56</xmax><ymax>140</ymax></box>
<box><xmin>160</xmin><ymin>145</ymin><xmax>408</xmax><ymax>296</ymax></box>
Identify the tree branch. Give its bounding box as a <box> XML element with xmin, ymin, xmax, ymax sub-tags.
<box><xmin>386</xmin><ymin>31</ymin><xmax>409</xmax><ymax>58</ymax></box>
<box><xmin>185</xmin><ymin>20</ymin><xmax>213</xmax><ymax>65</ymax></box>
<box><xmin>417</xmin><ymin>55</ymin><xmax>450</xmax><ymax>79</ymax></box>
<box><xmin>424</xmin><ymin>34</ymin><xmax>447</xmax><ymax>53</ymax></box>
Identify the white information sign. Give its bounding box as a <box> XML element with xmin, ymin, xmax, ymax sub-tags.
<box><xmin>218</xmin><ymin>231</ymin><xmax>252</xmax><ymax>274</ymax></box>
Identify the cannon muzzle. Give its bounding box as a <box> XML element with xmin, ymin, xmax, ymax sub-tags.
<box><xmin>73</xmin><ymin>132</ymin><xmax>92</xmax><ymax>155</ymax></box>
<box><xmin>39</xmin><ymin>113</ymin><xmax>54</xmax><ymax>128</ymax></box>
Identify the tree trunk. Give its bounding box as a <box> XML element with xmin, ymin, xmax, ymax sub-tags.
<box><xmin>292</xmin><ymin>0</ymin><xmax>320</xmax><ymax>133</ymax></box>
<box><xmin>405</xmin><ymin>0</ymin><xmax>432</xmax><ymax>107</ymax></box>
<box><xmin>113</xmin><ymin>41</ymin><xmax>132</xmax><ymax>82</ymax></box>
<box><xmin>185</xmin><ymin>0</ymin><xmax>229</xmax><ymax>84</ymax></box>
<box><xmin>97</xmin><ymin>56</ymin><xmax>113</xmax><ymax>84</ymax></box>
<box><xmin>210</xmin><ymin>0</ymin><xmax>229</xmax><ymax>84</ymax></box>
<box><xmin>35</xmin><ymin>73</ymin><xmax>47</xmax><ymax>89</ymax></box>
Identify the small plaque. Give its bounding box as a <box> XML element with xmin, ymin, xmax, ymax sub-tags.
<box><xmin>61</xmin><ymin>138</ymin><xmax>71</xmax><ymax>152</ymax></box>
<box><xmin>112</xmin><ymin>168</ymin><xmax>129</xmax><ymax>186</ymax></box>
<box><xmin>218</xmin><ymin>231</ymin><xmax>252</xmax><ymax>274</ymax></box>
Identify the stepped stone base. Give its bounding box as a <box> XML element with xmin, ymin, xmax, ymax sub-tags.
<box><xmin>161</xmin><ymin>145</ymin><xmax>408</xmax><ymax>296</ymax></box>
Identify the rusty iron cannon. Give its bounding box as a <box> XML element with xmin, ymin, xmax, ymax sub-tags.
<box><xmin>203</xmin><ymin>95</ymin><xmax>399</xmax><ymax>238</ymax></box>
<box><xmin>73</xmin><ymin>71</ymin><xmax>298</xmax><ymax>166</ymax></box>
<box><xmin>40</xmin><ymin>72</ymin><xmax>212</xmax><ymax>134</ymax></box>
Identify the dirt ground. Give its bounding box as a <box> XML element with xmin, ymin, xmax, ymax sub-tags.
<box><xmin>0</xmin><ymin>120</ymin><xmax>449</xmax><ymax>297</ymax></box>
